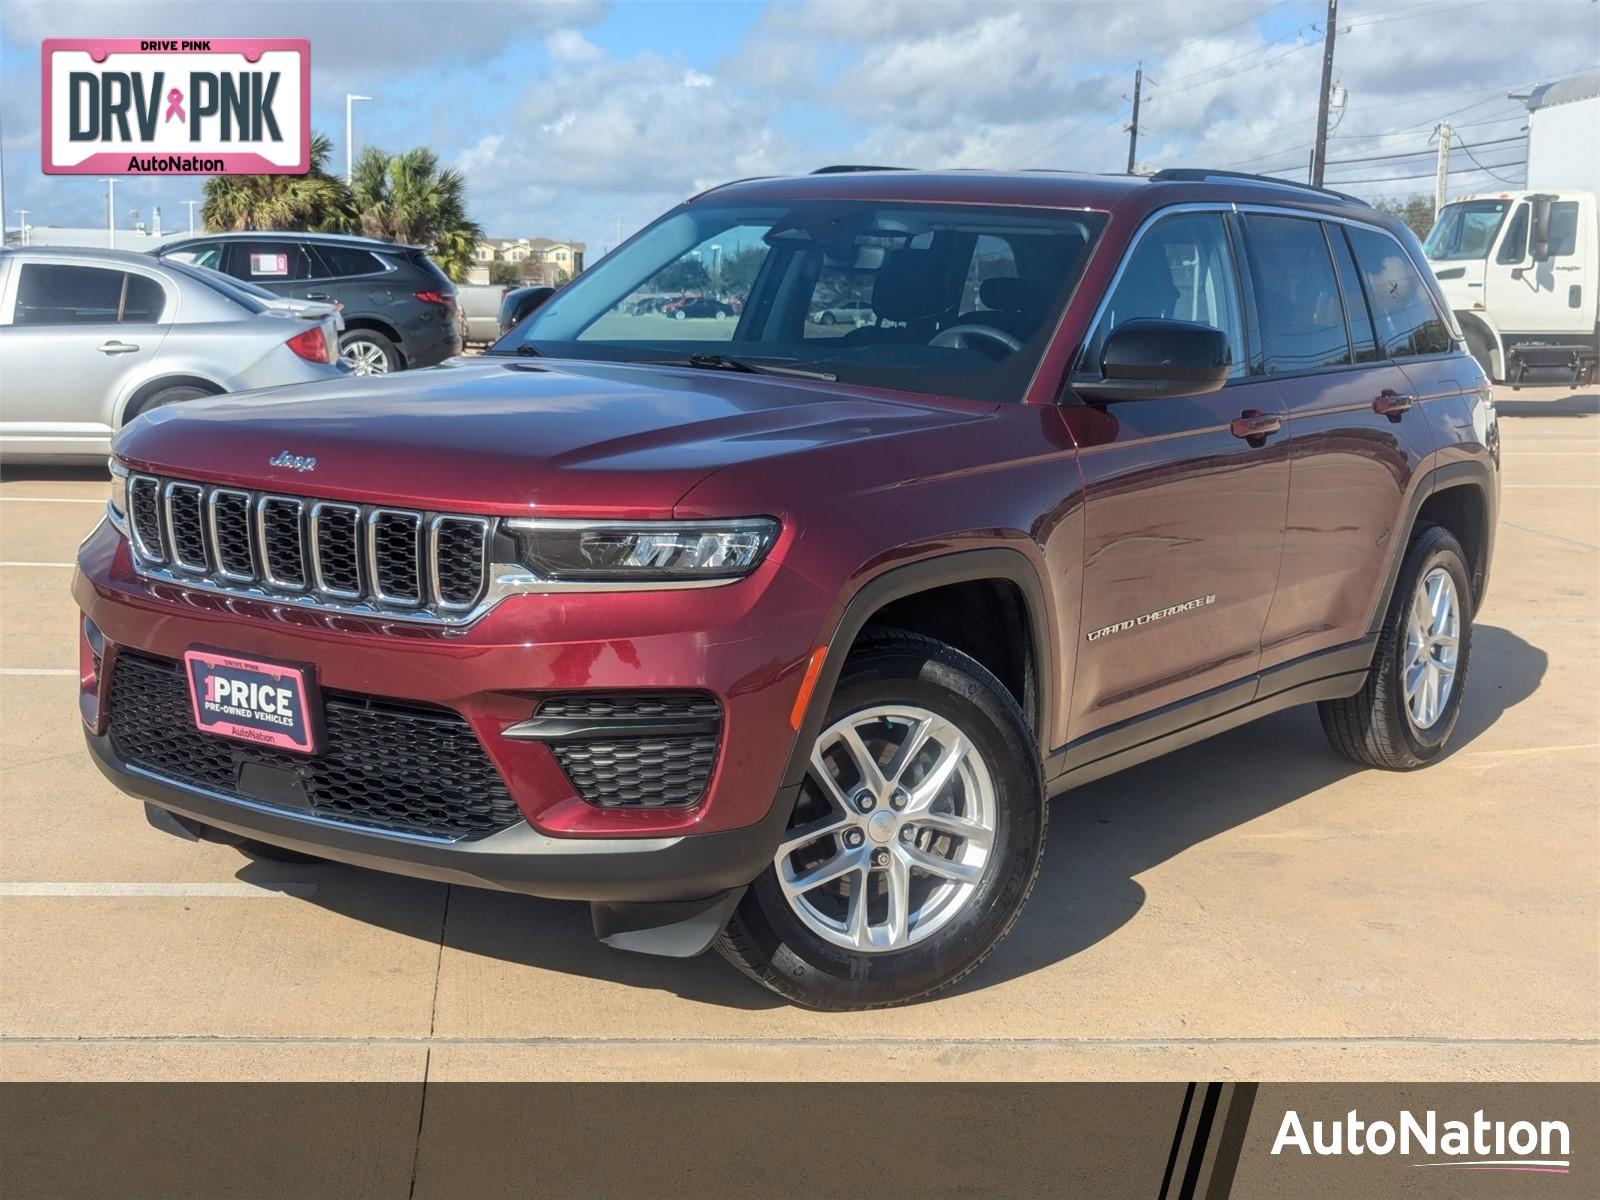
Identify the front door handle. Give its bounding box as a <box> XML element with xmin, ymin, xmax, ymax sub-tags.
<box><xmin>304</xmin><ymin>292</ymin><xmax>332</xmax><ymax>301</ymax></box>
<box><xmin>1230</xmin><ymin>410</ymin><xmax>1281</xmax><ymax>446</ymax></box>
<box><xmin>97</xmin><ymin>340</ymin><xmax>140</xmax><ymax>355</ymax></box>
<box><xmin>1373</xmin><ymin>389</ymin><xmax>1415</xmax><ymax>421</ymax></box>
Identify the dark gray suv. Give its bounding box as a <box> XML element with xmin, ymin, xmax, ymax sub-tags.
<box><xmin>156</xmin><ymin>233</ymin><xmax>462</xmax><ymax>374</ymax></box>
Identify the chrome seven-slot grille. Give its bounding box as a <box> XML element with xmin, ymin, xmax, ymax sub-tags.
<box><xmin>126</xmin><ymin>474</ymin><xmax>491</xmax><ymax>617</ymax></box>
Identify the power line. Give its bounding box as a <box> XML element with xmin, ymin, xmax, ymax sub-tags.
<box><xmin>1345</xmin><ymin>0</ymin><xmax>1497</xmax><ymax>28</ymax></box>
<box><xmin>1148</xmin><ymin>37</ymin><xmax>1320</xmax><ymax>98</ymax></box>
<box><xmin>1149</xmin><ymin>20</ymin><xmax>1314</xmax><ymax>90</ymax></box>
<box><xmin>1453</xmin><ymin>139</ymin><xmax>1527</xmax><ymax>185</ymax></box>
<box><xmin>1323</xmin><ymin>133</ymin><xmax>1524</xmax><ymax>166</ymax></box>
<box><xmin>1329</xmin><ymin>158</ymin><xmax>1526</xmax><ymax>186</ymax></box>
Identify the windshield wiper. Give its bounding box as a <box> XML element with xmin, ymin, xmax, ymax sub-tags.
<box><xmin>674</xmin><ymin>353</ymin><xmax>837</xmax><ymax>382</ymax></box>
<box><xmin>484</xmin><ymin>343</ymin><xmax>543</xmax><ymax>357</ymax></box>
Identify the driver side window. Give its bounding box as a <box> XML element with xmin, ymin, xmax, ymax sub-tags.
<box><xmin>1085</xmin><ymin>212</ymin><xmax>1246</xmax><ymax>378</ymax></box>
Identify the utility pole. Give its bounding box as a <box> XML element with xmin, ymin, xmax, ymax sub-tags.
<box><xmin>1310</xmin><ymin>0</ymin><xmax>1339</xmax><ymax>186</ymax></box>
<box><xmin>1433</xmin><ymin>122</ymin><xmax>1453</xmax><ymax>216</ymax></box>
<box><xmin>100</xmin><ymin>179</ymin><xmax>116</xmax><ymax>248</ymax></box>
<box><xmin>1125</xmin><ymin>63</ymin><xmax>1143</xmax><ymax>175</ymax></box>
<box><xmin>185</xmin><ymin>199</ymin><xmax>199</xmax><ymax>234</ymax></box>
<box><xmin>15</xmin><ymin>210</ymin><xmax>27</xmax><ymax>245</ymax></box>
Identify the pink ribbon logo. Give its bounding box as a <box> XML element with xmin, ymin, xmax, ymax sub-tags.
<box><xmin>164</xmin><ymin>87</ymin><xmax>185</xmax><ymax>123</ymax></box>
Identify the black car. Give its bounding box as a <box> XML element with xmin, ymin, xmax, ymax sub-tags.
<box><xmin>155</xmin><ymin>233</ymin><xmax>462</xmax><ymax>374</ymax></box>
<box><xmin>497</xmin><ymin>285</ymin><xmax>557</xmax><ymax>338</ymax></box>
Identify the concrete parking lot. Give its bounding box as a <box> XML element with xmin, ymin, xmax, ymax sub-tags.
<box><xmin>2</xmin><ymin>387</ymin><xmax>1596</xmax><ymax>1092</ymax></box>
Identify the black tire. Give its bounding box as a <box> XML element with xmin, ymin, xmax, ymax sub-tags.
<box><xmin>1319</xmin><ymin>524</ymin><xmax>1475</xmax><ymax>770</ymax></box>
<box><xmin>716</xmin><ymin>630</ymin><xmax>1047</xmax><ymax>1010</ymax></box>
<box><xmin>819</xmin><ymin>311</ymin><xmax>836</xmax><ymax>325</ymax></box>
<box><xmin>339</xmin><ymin>330</ymin><xmax>399</xmax><ymax>374</ymax></box>
<box><xmin>673</xmin><ymin>309</ymin><xmax>687</xmax><ymax>320</ymax></box>
<box><xmin>237</xmin><ymin>838</ymin><xmax>323</xmax><ymax>864</ymax></box>
<box><xmin>1463</xmin><ymin>324</ymin><xmax>1496</xmax><ymax>381</ymax></box>
<box><xmin>126</xmin><ymin>384</ymin><xmax>215</xmax><ymax>422</ymax></box>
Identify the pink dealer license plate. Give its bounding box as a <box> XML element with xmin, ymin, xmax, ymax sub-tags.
<box><xmin>183</xmin><ymin>649</ymin><xmax>319</xmax><ymax>754</ymax></box>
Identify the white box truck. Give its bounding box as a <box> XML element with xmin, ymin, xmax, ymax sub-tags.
<box><xmin>1423</xmin><ymin>72</ymin><xmax>1599</xmax><ymax>387</ymax></box>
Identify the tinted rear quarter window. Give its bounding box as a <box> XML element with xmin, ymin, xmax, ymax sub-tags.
<box><xmin>316</xmin><ymin>245</ymin><xmax>386</xmax><ymax>277</ymax></box>
<box><xmin>1239</xmin><ymin>213</ymin><xmax>1350</xmax><ymax>375</ymax></box>
<box><xmin>13</xmin><ymin>264</ymin><xmax>167</xmax><ymax>325</ymax></box>
<box><xmin>1346</xmin><ymin>225</ymin><xmax>1451</xmax><ymax>358</ymax></box>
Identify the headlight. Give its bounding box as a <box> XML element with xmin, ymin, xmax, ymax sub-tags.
<box><xmin>108</xmin><ymin>458</ymin><xmax>130</xmax><ymax>529</ymax></box>
<box><xmin>503</xmin><ymin>517</ymin><xmax>778</xmax><ymax>583</ymax></box>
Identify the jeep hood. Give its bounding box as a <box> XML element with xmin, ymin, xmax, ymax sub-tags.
<box><xmin>113</xmin><ymin>357</ymin><xmax>992</xmax><ymax>515</ymax></box>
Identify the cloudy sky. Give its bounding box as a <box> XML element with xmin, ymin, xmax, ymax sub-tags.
<box><xmin>2</xmin><ymin>0</ymin><xmax>1597</xmax><ymax>255</ymax></box>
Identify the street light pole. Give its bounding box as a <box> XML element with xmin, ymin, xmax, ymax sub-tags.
<box><xmin>16</xmin><ymin>210</ymin><xmax>27</xmax><ymax>246</ymax></box>
<box><xmin>100</xmin><ymin>178</ymin><xmax>116</xmax><ymax>248</ymax></box>
<box><xmin>346</xmin><ymin>94</ymin><xmax>374</xmax><ymax>180</ymax></box>
<box><xmin>185</xmin><ymin>199</ymin><xmax>199</xmax><ymax>234</ymax></box>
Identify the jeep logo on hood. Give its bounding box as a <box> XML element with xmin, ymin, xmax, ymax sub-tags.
<box><xmin>268</xmin><ymin>450</ymin><xmax>317</xmax><ymax>472</ymax></box>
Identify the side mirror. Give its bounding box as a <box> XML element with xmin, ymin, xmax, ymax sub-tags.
<box><xmin>1529</xmin><ymin>194</ymin><xmax>1553</xmax><ymax>263</ymax></box>
<box><xmin>1071</xmin><ymin>318</ymin><xmax>1233</xmax><ymax>403</ymax></box>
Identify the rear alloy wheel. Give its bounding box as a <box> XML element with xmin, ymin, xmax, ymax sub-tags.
<box><xmin>717</xmin><ymin>631</ymin><xmax>1046</xmax><ymax>1009</ymax></box>
<box><xmin>1320</xmin><ymin>523</ymin><xmax>1474</xmax><ymax>769</ymax></box>
<box><xmin>340</xmin><ymin>331</ymin><xmax>398</xmax><ymax>375</ymax></box>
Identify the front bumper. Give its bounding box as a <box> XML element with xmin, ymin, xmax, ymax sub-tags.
<box><xmin>86</xmin><ymin>726</ymin><xmax>793</xmax><ymax>904</ymax></box>
<box><xmin>75</xmin><ymin>515</ymin><xmax>832</xmax><ymax>882</ymax></box>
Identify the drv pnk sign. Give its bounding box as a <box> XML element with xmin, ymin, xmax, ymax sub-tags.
<box><xmin>42</xmin><ymin>38</ymin><xmax>309</xmax><ymax>174</ymax></box>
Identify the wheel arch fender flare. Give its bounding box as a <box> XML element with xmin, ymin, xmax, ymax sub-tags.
<box><xmin>1367</xmin><ymin>459</ymin><xmax>1497</xmax><ymax>637</ymax></box>
<box><xmin>777</xmin><ymin>547</ymin><xmax>1056</xmax><ymax>796</ymax></box>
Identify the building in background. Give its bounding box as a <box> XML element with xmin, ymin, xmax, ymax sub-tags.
<box><xmin>468</xmin><ymin>237</ymin><xmax>586</xmax><ymax>285</ymax></box>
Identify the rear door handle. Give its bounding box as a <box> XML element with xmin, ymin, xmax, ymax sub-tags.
<box><xmin>96</xmin><ymin>340</ymin><xmax>140</xmax><ymax>355</ymax></box>
<box><xmin>1373</xmin><ymin>390</ymin><xmax>1415</xmax><ymax>421</ymax></box>
<box><xmin>1230</xmin><ymin>410</ymin><xmax>1281</xmax><ymax>445</ymax></box>
<box><xmin>304</xmin><ymin>292</ymin><xmax>332</xmax><ymax>301</ymax></box>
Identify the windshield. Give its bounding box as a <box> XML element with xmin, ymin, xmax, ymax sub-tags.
<box><xmin>492</xmin><ymin>200</ymin><xmax>1106</xmax><ymax>402</ymax></box>
<box><xmin>1423</xmin><ymin>200</ymin><xmax>1509</xmax><ymax>261</ymax></box>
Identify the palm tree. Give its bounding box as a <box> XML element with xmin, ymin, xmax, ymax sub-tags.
<box><xmin>350</xmin><ymin>147</ymin><xmax>483</xmax><ymax>281</ymax></box>
<box><xmin>200</xmin><ymin>134</ymin><xmax>354</xmax><ymax>232</ymax></box>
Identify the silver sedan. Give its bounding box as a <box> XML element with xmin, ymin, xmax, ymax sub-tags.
<box><xmin>0</xmin><ymin>247</ymin><xmax>346</xmax><ymax>461</ymax></box>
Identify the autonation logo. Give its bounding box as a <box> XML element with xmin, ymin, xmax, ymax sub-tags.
<box><xmin>1272</xmin><ymin>1107</ymin><xmax>1572</xmax><ymax>1175</ymax></box>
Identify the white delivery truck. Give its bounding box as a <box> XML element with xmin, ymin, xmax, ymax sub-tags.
<box><xmin>1423</xmin><ymin>72</ymin><xmax>1599</xmax><ymax>387</ymax></box>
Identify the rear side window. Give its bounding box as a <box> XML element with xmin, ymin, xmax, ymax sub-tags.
<box><xmin>1325</xmin><ymin>225</ymin><xmax>1380</xmax><ymax>363</ymax></box>
<box><xmin>1085</xmin><ymin>211</ymin><xmax>1246</xmax><ymax>378</ymax></box>
<box><xmin>12</xmin><ymin>264</ymin><xmax>167</xmax><ymax>325</ymax></box>
<box><xmin>227</xmin><ymin>241</ymin><xmax>317</xmax><ymax>282</ymax></box>
<box><xmin>1239</xmin><ymin>214</ymin><xmax>1350</xmax><ymax>375</ymax></box>
<box><xmin>1346</xmin><ymin>225</ymin><xmax>1452</xmax><ymax>358</ymax></box>
<box><xmin>315</xmin><ymin>245</ymin><xmax>386</xmax><ymax>277</ymax></box>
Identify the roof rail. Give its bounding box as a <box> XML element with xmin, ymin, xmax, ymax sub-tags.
<box><xmin>810</xmin><ymin>164</ymin><xmax>909</xmax><ymax>175</ymax></box>
<box><xmin>1148</xmin><ymin>168</ymin><xmax>1370</xmax><ymax>208</ymax></box>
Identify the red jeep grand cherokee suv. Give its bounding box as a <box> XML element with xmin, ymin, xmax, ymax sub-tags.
<box><xmin>75</xmin><ymin>167</ymin><xmax>1498</xmax><ymax>1009</ymax></box>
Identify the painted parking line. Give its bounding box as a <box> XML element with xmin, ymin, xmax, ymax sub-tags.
<box><xmin>0</xmin><ymin>881</ymin><xmax>318</xmax><ymax>899</ymax></box>
<box><xmin>1501</xmin><ymin>484</ymin><xmax>1600</xmax><ymax>489</ymax></box>
<box><xmin>0</xmin><ymin>561</ymin><xmax>75</xmax><ymax>568</ymax></box>
<box><xmin>0</xmin><ymin>668</ymin><xmax>77</xmax><ymax>677</ymax></box>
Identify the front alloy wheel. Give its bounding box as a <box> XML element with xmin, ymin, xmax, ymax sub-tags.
<box><xmin>717</xmin><ymin>631</ymin><xmax>1046</xmax><ymax>1010</ymax></box>
<box><xmin>777</xmin><ymin>705</ymin><xmax>996</xmax><ymax>952</ymax></box>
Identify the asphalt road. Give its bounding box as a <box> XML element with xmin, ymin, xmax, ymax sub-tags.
<box><xmin>2</xmin><ymin>386</ymin><xmax>1595</xmax><ymax>1105</ymax></box>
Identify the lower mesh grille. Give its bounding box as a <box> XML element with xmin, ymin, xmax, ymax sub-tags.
<box><xmin>107</xmin><ymin>651</ymin><xmax>522</xmax><ymax>840</ymax></box>
<box><xmin>536</xmin><ymin>692</ymin><xmax>721</xmax><ymax>809</ymax></box>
